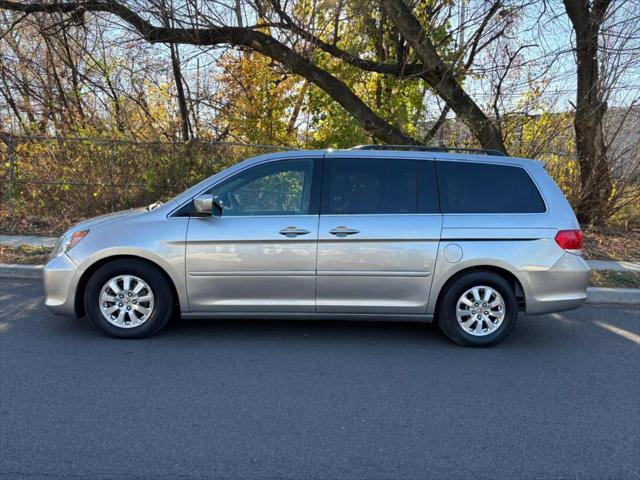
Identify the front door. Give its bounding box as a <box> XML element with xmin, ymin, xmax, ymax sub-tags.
<box><xmin>186</xmin><ymin>157</ymin><xmax>321</xmax><ymax>312</ymax></box>
<box><xmin>316</xmin><ymin>155</ymin><xmax>442</xmax><ymax>314</ymax></box>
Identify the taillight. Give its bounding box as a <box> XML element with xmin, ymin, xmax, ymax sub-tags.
<box><xmin>555</xmin><ymin>229</ymin><xmax>583</xmax><ymax>254</ymax></box>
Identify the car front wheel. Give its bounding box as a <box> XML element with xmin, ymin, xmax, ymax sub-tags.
<box><xmin>84</xmin><ymin>259</ymin><xmax>174</xmax><ymax>338</ymax></box>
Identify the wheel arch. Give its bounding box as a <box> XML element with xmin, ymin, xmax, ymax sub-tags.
<box><xmin>74</xmin><ymin>255</ymin><xmax>181</xmax><ymax>318</ymax></box>
<box><xmin>433</xmin><ymin>265</ymin><xmax>526</xmax><ymax>322</ymax></box>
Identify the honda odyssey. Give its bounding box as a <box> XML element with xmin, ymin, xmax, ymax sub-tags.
<box><xmin>44</xmin><ymin>146</ymin><xmax>590</xmax><ymax>346</ymax></box>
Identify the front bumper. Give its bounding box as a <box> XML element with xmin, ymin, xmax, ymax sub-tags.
<box><xmin>523</xmin><ymin>252</ymin><xmax>590</xmax><ymax>315</ymax></box>
<box><xmin>43</xmin><ymin>253</ymin><xmax>80</xmax><ymax>316</ymax></box>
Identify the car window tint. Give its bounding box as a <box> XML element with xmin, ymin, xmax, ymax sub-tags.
<box><xmin>324</xmin><ymin>158</ymin><xmax>421</xmax><ymax>214</ymax></box>
<box><xmin>437</xmin><ymin>161</ymin><xmax>545</xmax><ymax>213</ymax></box>
<box><xmin>208</xmin><ymin>159</ymin><xmax>314</xmax><ymax>216</ymax></box>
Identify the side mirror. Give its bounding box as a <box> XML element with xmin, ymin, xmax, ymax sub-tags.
<box><xmin>193</xmin><ymin>194</ymin><xmax>222</xmax><ymax>217</ymax></box>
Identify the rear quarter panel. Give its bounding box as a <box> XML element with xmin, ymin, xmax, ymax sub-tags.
<box><xmin>427</xmin><ymin>159</ymin><xmax>587</xmax><ymax>315</ymax></box>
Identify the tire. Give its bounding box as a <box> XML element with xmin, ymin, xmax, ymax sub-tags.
<box><xmin>84</xmin><ymin>259</ymin><xmax>174</xmax><ymax>339</ymax></box>
<box><xmin>437</xmin><ymin>271</ymin><xmax>518</xmax><ymax>347</ymax></box>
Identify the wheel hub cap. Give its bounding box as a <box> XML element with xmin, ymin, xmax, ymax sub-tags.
<box><xmin>455</xmin><ymin>286</ymin><xmax>505</xmax><ymax>337</ymax></box>
<box><xmin>99</xmin><ymin>275</ymin><xmax>154</xmax><ymax>329</ymax></box>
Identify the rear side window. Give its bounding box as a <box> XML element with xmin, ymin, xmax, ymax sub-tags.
<box><xmin>322</xmin><ymin>157</ymin><xmax>437</xmax><ymax>214</ymax></box>
<box><xmin>436</xmin><ymin>161</ymin><xmax>546</xmax><ymax>214</ymax></box>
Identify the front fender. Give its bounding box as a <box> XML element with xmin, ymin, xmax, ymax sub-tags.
<box><xmin>68</xmin><ymin>216</ymin><xmax>189</xmax><ymax>313</ymax></box>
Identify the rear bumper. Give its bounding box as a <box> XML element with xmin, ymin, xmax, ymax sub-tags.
<box><xmin>522</xmin><ymin>253</ymin><xmax>590</xmax><ymax>315</ymax></box>
<box><xmin>43</xmin><ymin>253</ymin><xmax>80</xmax><ymax>316</ymax></box>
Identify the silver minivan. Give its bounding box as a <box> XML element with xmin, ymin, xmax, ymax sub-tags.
<box><xmin>44</xmin><ymin>146</ymin><xmax>590</xmax><ymax>346</ymax></box>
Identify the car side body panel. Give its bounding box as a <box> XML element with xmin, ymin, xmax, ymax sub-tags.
<box><xmin>186</xmin><ymin>215</ymin><xmax>319</xmax><ymax>312</ymax></box>
<box><xmin>316</xmin><ymin>213</ymin><xmax>442</xmax><ymax>314</ymax></box>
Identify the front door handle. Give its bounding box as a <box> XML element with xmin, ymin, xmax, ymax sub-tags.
<box><xmin>329</xmin><ymin>226</ymin><xmax>360</xmax><ymax>237</ymax></box>
<box><xmin>279</xmin><ymin>226</ymin><xmax>310</xmax><ymax>238</ymax></box>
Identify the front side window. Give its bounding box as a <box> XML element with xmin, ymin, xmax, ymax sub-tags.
<box><xmin>437</xmin><ymin>161</ymin><xmax>546</xmax><ymax>214</ymax></box>
<box><xmin>323</xmin><ymin>157</ymin><xmax>436</xmax><ymax>214</ymax></box>
<box><xmin>208</xmin><ymin>159</ymin><xmax>315</xmax><ymax>216</ymax></box>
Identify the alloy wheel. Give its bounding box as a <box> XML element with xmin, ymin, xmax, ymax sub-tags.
<box><xmin>98</xmin><ymin>275</ymin><xmax>155</xmax><ymax>328</ymax></box>
<box><xmin>455</xmin><ymin>285</ymin><xmax>506</xmax><ymax>336</ymax></box>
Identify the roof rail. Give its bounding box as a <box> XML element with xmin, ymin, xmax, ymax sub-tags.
<box><xmin>350</xmin><ymin>144</ymin><xmax>506</xmax><ymax>156</ymax></box>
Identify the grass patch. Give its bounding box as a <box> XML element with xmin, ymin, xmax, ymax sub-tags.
<box><xmin>589</xmin><ymin>270</ymin><xmax>640</xmax><ymax>289</ymax></box>
<box><xmin>0</xmin><ymin>245</ymin><xmax>53</xmax><ymax>265</ymax></box>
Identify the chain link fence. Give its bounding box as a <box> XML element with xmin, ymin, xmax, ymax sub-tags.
<box><xmin>0</xmin><ymin>135</ymin><xmax>288</xmax><ymax>235</ymax></box>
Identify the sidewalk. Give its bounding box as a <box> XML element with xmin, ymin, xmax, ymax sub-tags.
<box><xmin>3</xmin><ymin>234</ymin><xmax>638</xmax><ymax>272</ymax></box>
<box><xmin>585</xmin><ymin>259</ymin><xmax>640</xmax><ymax>272</ymax></box>
<box><xmin>0</xmin><ymin>234</ymin><xmax>58</xmax><ymax>248</ymax></box>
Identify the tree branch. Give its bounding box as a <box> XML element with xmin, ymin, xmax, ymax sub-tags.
<box><xmin>267</xmin><ymin>0</ymin><xmax>425</xmax><ymax>77</ymax></box>
<box><xmin>380</xmin><ymin>0</ymin><xmax>507</xmax><ymax>152</ymax></box>
<box><xmin>0</xmin><ymin>0</ymin><xmax>418</xmax><ymax>144</ymax></box>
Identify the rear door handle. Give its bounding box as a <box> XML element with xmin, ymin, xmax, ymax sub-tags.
<box><xmin>279</xmin><ymin>226</ymin><xmax>310</xmax><ymax>238</ymax></box>
<box><xmin>329</xmin><ymin>226</ymin><xmax>360</xmax><ymax>237</ymax></box>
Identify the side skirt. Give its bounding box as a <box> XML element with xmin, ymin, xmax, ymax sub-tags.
<box><xmin>180</xmin><ymin>311</ymin><xmax>435</xmax><ymax>323</ymax></box>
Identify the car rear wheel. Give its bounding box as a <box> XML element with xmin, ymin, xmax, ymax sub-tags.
<box><xmin>437</xmin><ymin>271</ymin><xmax>518</xmax><ymax>347</ymax></box>
<box><xmin>84</xmin><ymin>259</ymin><xmax>174</xmax><ymax>338</ymax></box>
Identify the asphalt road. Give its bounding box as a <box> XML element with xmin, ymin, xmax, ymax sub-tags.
<box><xmin>0</xmin><ymin>279</ymin><xmax>639</xmax><ymax>480</ymax></box>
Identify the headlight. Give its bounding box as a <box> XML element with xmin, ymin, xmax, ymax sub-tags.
<box><xmin>51</xmin><ymin>230</ymin><xmax>89</xmax><ymax>258</ymax></box>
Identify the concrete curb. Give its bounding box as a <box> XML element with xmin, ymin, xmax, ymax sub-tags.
<box><xmin>0</xmin><ymin>263</ymin><xmax>44</xmax><ymax>279</ymax></box>
<box><xmin>1</xmin><ymin>263</ymin><xmax>638</xmax><ymax>305</ymax></box>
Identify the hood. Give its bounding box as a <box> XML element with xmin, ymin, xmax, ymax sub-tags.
<box><xmin>69</xmin><ymin>207</ymin><xmax>147</xmax><ymax>232</ymax></box>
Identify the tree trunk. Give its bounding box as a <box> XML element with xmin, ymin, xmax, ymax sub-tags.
<box><xmin>563</xmin><ymin>0</ymin><xmax>613</xmax><ymax>225</ymax></box>
<box><xmin>169</xmin><ymin>42</ymin><xmax>192</xmax><ymax>141</ymax></box>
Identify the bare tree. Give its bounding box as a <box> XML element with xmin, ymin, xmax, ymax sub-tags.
<box><xmin>0</xmin><ymin>0</ymin><xmax>512</xmax><ymax>150</ymax></box>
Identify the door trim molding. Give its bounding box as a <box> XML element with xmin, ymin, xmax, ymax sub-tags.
<box><xmin>189</xmin><ymin>271</ymin><xmax>316</xmax><ymax>277</ymax></box>
<box><xmin>317</xmin><ymin>271</ymin><xmax>431</xmax><ymax>277</ymax></box>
